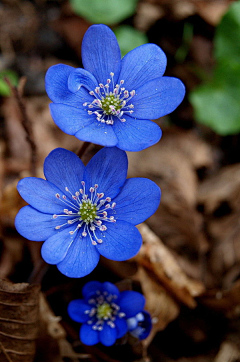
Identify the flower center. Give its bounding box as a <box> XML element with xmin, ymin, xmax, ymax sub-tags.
<box><xmin>97</xmin><ymin>302</ymin><xmax>112</xmax><ymax>319</ymax></box>
<box><xmin>101</xmin><ymin>94</ymin><xmax>122</xmax><ymax>115</ymax></box>
<box><xmin>83</xmin><ymin>72</ymin><xmax>135</xmax><ymax>125</ymax></box>
<box><xmin>53</xmin><ymin>182</ymin><xmax>116</xmax><ymax>245</ymax></box>
<box><xmin>79</xmin><ymin>200</ymin><xmax>97</xmax><ymax>222</ymax></box>
<box><xmin>85</xmin><ymin>290</ymin><xmax>126</xmax><ymax>331</ymax></box>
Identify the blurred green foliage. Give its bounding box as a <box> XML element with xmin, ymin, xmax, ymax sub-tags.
<box><xmin>114</xmin><ymin>25</ymin><xmax>148</xmax><ymax>57</ymax></box>
<box><xmin>190</xmin><ymin>1</ymin><xmax>240</xmax><ymax>135</ymax></box>
<box><xmin>0</xmin><ymin>70</ymin><xmax>19</xmax><ymax>97</ymax></box>
<box><xmin>69</xmin><ymin>0</ymin><xmax>138</xmax><ymax>25</ymax></box>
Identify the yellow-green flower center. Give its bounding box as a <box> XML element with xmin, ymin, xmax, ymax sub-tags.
<box><xmin>97</xmin><ymin>302</ymin><xmax>112</xmax><ymax>319</ymax></box>
<box><xmin>101</xmin><ymin>94</ymin><xmax>121</xmax><ymax>115</ymax></box>
<box><xmin>79</xmin><ymin>201</ymin><xmax>97</xmax><ymax>222</ymax></box>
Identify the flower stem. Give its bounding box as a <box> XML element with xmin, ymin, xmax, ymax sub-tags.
<box><xmin>77</xmin><ymin>141</ymin><xmax>91</xmax><ymax>159</ymax></box>
<box><xmin>4</xmin><ymin>76</ymin><xmax>37</xmax><ymax>176</ymax></box>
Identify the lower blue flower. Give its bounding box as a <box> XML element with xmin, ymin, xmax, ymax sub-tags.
<box><xmin>127</xmin><ymin>311</ymin><xmax>152</xmax><ymax>340</ymax></box>
<box><xmin>68</xmin><ymin>281</ymin><xmax>146</xmax><ymax>346</ymax></box>
<box><xmin>15</xmin><ymin>147</ymin><xmax>161</xmax><ymax>278</ymax></box>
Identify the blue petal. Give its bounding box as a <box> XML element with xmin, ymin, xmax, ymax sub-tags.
<box><xmin>15</xmin><ymin>206</ymin><xmax>59</xmax><ymax>241</ymax></box>
<box><xmin>50</xmin><ymin>103</ymin><xmax>94</xmax><ymax>136</ymax></box>
<box><xmin>41</xmin><ymin>227</ymin><xmax>75</xmax><ymax>264</ymax></box>
<box><xmin>68</xmin><ymin>68</ymin><xmax>98</xmax><ymax>93</ymax></box>
<box><xmin>113</xmin><ymin>116</ymin><xmax>162</xmax><ymax>151</ymax></box>
<box><xmin>95</xmin><ymin>220</ymin><xmax>142</xmax><ymax>261</ymax></box>
<box><xmin>113</xmin><ymin>178</ymin><xmax>161</xmax><ymax>225</ymax></box>
<box><xmin>68</xmin><ymin>299</ymin><xmax>90</xmax><ymax>323</ymax></box>
<box><xmin>45</xmin><ymin>64</ymin><xmax>74</xmax><ymax>103</ymax></box>
<box><xmin>132</xmin><ymin>76</ymin><xmax>186</xmax><ymax>119</ymax></box>
<box><xmin>17</xmin><ymin>177</ymin><xmax>66</xmax><ymax>214</ymax></box>
<box><xmin>74</xmin><ymin>122</ymin><xmax>118</xmax><ymax>147</ymax></box>
<box><xmin>44</xmin><ymin>148</ymin><xmax>85</xmax><ymax>195</ymax></box>
<box><xmin>82</xmin><ymin>281</ymin><xmax>103</xmax><ymax>300</ymax></box>
<box><xmin>119</xmin><ymin>44</ymin><xmax>167</xmax><ymax>91</ymax></box>
<box><xmin>115</xmin><ymin>317</ymin><xmax>128</xmax><ymax>339</ymax></box>
<box><xmin>80</xmin><ymin>324</ymin><xmax>99</xmax><ymax>345</ymax></box>
<box><xmin>102</xmin><ymin>282</ymin><xmax>120</xmax><ymax>299</ymax></box>
<box><xmin>82</xmin><ymin>24</ymin><xmax>121</xmax><ymax>85</ymax></box>
<box><xmin>57</xmin><ymin>234</ymin><xmax>100</xmax><ymax>278</ymax></box>
<box><xmin>45</xmin><ymin>64</ymin><xmax>92</xmax><ymax>106</ymax></box>
<box><xmin>118</xmin><ymin>291</ymin><xmax>145</xmax><ymax>318</ymax></box>
<box><xmin>84</xmin><ymin>147</ymin><xmax>127</xmax><ymax>200</ymax></box>
<box><xmin>99</xmin><ymin>324</ymin><xmax>117</xmax><ymax>346</ymax></box>
<box><xmin>126</xmin><ymin>316</ymin><xmax>138</xmax><ymax>331</ymax></box>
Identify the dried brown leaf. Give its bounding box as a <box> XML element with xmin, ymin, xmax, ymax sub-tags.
<box><xmin>199</xmin><ymin>280</ymin><xmax>240</xmax><ymax>318</ymax></box>
<box><xmin>0</xmin><ymin>279</ymin><xmax>40</xmax><ymax>362</ymax></box>
<box><xmin>133</xmin><ymin>266</ymin><xmax>179</xmax><ymax>347</ymax></box>
<box><xmin>198</xmin><ymin>164</ymin><xmax>240</xmax><ymax>284</ymax></box>
<box><xmin>128</xmin><ymin>127</ymin><xmax>211</xmax><ymax>278</ymax></box>
<box><xmin>135</xmin><ymin>223</ymin><xmax>205</xmax><ymax>308</ymax></box>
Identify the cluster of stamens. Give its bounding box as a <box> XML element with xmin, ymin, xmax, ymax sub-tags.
<box><xmin>84</xmin><ymin>290</ymin><xmax>126</xmax><ymax>331</ymax></box>
<box><xmin>53</xmin><ymin>181</ymin><xmax>116</xmax><ymax>245</ymax></box>
<box><xmin>83</xmin><ymin>72</ymin><xmax>135</xmax><ymax>125</ymax></box>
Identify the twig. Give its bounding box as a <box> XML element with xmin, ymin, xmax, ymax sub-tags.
<box><xmin>4</xmin><ymin>76</ymin><xmax>37</xmax><ymax>176</ymax></box>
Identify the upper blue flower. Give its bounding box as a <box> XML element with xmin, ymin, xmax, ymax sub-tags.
<box><xmin>45</xmin><ymin>24</ymin><xmax>185</xmax><ymax>152</ymax></box>
<box><xmin>68</xmin><ymin>280</ymin><xmax>147</xmax><ymax>346</ymax></box>
<box><xmin>15</xmin><ymin>147</ymin><xmax>160</xmax><ymax>278</ymax></box>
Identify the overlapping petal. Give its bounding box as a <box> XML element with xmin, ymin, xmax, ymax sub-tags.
<box><xmin>15</xmin><ymin>206</ymin><xmax>58</xmax><ymax>241</ymax></box>
<box><xmin>95</xmin><ymin>220</ymin><xmax>142</xmax><ymax>261</ymax></box>
<box><xmin>74</xmin><ymin>121</ymin><xmax>118</xmax><ymax>146</ymax></box>
<box><xmin>68</xmin><ymin>300</ymin><xmax>90</xmax><ymax>323</ymax></box>
<box><xmin>115</xmin><ymin>317</ymin><xmax>128</xmax><ymax>339</ymax></box>
<box><xmin>17</xmin><ymin>178</ymin><xmax>65</xmax><ymax>214</ymax></box>
<box><xmin>44</xmin><ymin>148</ymin><xmax>84</xmax><ymax>195</ymax></box>
<box><xmin>50</xmin><ymin>103</ymin><xmax>94</xmax><ymax>136</ymax></box>
<box><xmin>118</xmin><ymin>291</ymin><xmax>145</xmax><ymax>318</ymax></box>
<box><xmin>102</xmin><ymin>282</ymin><xmax>120</xmax><ymax>299</ymax></box>
<box><xmin>68</xmin><ymin>68</ymin><xmax>98</xmax><ymax>93</ymax></box>
<box><xmin>82</xmin><ymin>281</ymin><xmax>103</xmax><ymax>300</ymax></box>
<box><xmin>41</xmin><ymin>228</ymin><xmax>75</xmax><ymax>265</ymax></box>
<box><xmin>83</xmin><ymin>147</ymin><xmax>127</xmax><ymax>199</ymax></box>
<box><xmin>80</xmin><ymin>324</ymin><xmax>99</xmax><ymax>345</ymax></box>
<box><xmin>45</xmin><ymin>64</ymin><xmax>93</xmax><ymax>106</ymax></box>
<box><xmin>113</xmin><ymin>178</ymin><xmax>161</xmax><ymax>225</ymax></box>
<box><xmin>99</xmin><ymin>324</ymin><xmax>117</xmax><ymax>346</ymax></box>
<box><xmin>132</xmin><ymin>76</ymin><xmax>186</xmax><ymax>119</ymax></box>
<box><xmin>113</xmin><ymin>116</ymin><xmax>162</xmax><ymax>152</ymax></box>
<box><xmin>57</xmin><ymin>234</ymin><xmax>100</xmax><ymax>278</ymax></box>
<box><xmin>119</xmin><ymin>43</ymin><xmax>167</xmax><ymax>91</ymax></box>
<box><xmin>81</xmin><ymin>24</ymin><xmax>121</xmax><ymax>85</ymax></box>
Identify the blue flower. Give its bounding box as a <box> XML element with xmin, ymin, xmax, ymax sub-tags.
<box><xmin>15</xmin><ymin>147</ymin><xmax>160</xmax><ymax>278</ymax></box>
<box><xmin>45</xmin><ymin>24</ymin><xmax>185</xmax><ymax>152</ymax></box>
<box><xmin>127</xmin><ymin>311</ymin><xmax>152</xmax><ymax>340</ymax></box>
<box><xmin>68</xmin><ymin>281</ymin><xmax>147</xmax><ymax>346</ymax></box>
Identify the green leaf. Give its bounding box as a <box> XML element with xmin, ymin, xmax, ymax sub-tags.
<box><xmin>114</xmin><ymin>25</ymin><xmax>148</xmax><ymax>56</ymax></box>
<box><xmin>190</xmin><ymin>62</ymin><xmax>240</xmax><ymax>135</ymax></box>
<box><xmin>215</xmin><ymin>0</ymin><xmax>240</xmax><ymax>63</ymax></box>
<box><xmin>189</xmin><ymin>1</ymin><xmax>240</xmax><ymax>135</ymax></box>
<box><xmin>69</xmin><ymin>0</ymin><xmax>138</xmax><ymax>25</ymax></box>
<box><xmin>0</xmin><ymin>70</ymin><xmax>19</xmax><ymax>97</ymax></box>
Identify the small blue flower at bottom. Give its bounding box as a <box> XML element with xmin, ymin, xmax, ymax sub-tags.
<box><xmin>127</xmin><ymin>310</ymin><xmax>152</xmax><ymax>340</ymax></box>
<box><xmin>68</xmin><ymin>281</ymin><xmax>147</xmax><ymax>346</ymax></box>
<box><xmin>15</xmin><ymin>147</ymin><xmax>160</xmax><ymax>278</ymax></box>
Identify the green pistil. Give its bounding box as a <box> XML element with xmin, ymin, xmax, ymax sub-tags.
<box><xmin>101</xmin><ymin>94</ymin><xmax>121</xmax><ymax>115</ymax></box>
<box><xmin>97</xmin><ymin>302</ymin><xmax>112</xmax><ymax>319</ymax></box>
<box><xmin>79</xmin><ymin>201</ymin><xmax>97</xmax><ymax>222</ymax></box>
